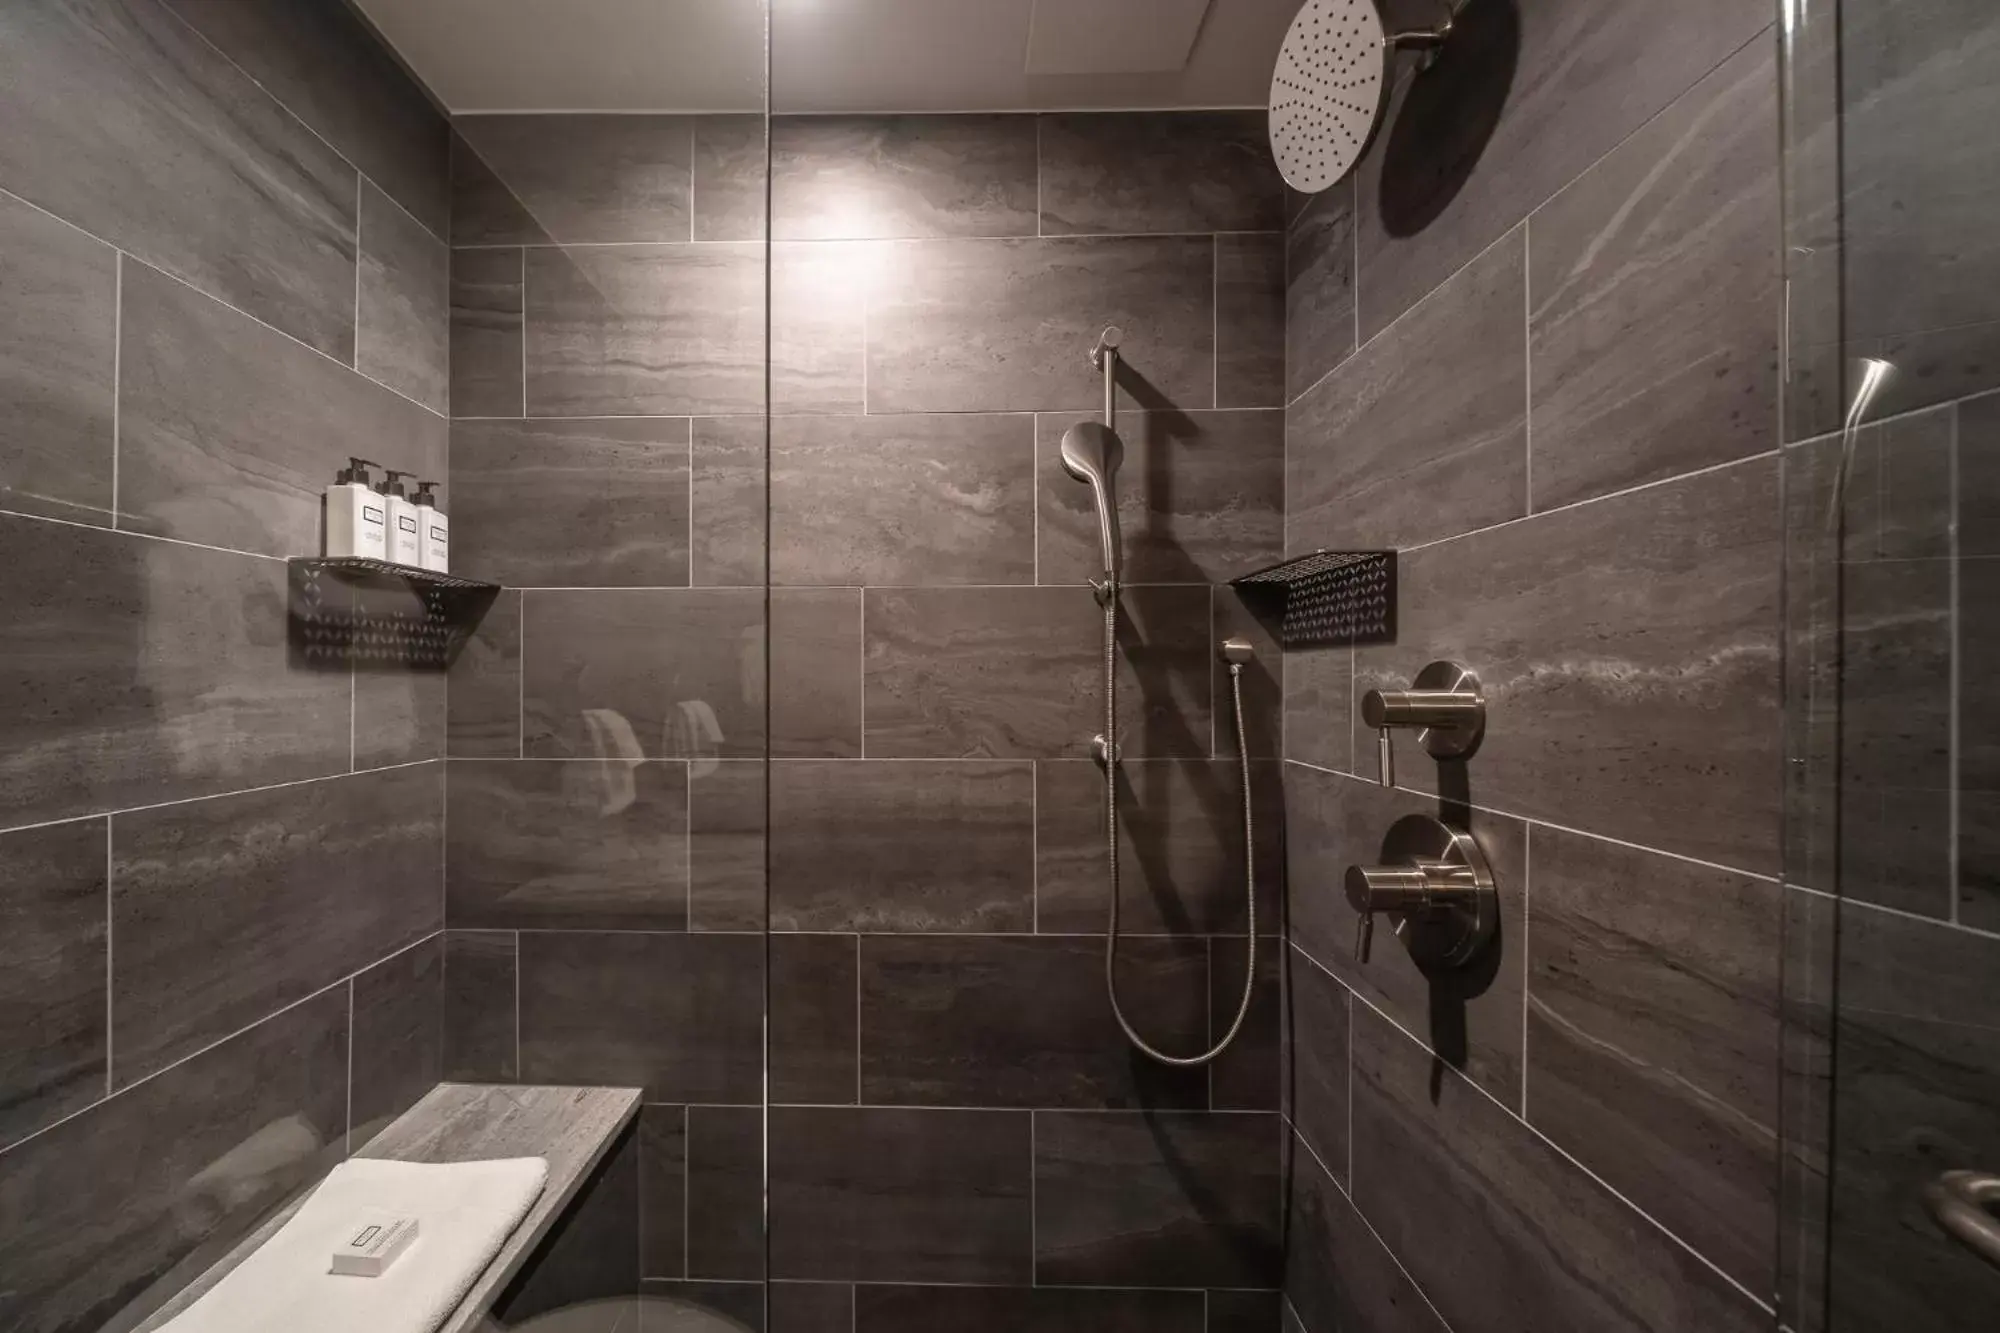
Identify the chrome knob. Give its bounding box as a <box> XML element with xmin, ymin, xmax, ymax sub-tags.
<box><xmin>1361</xmin><ymin>660</ymin><xmax>1485</xmax><ymax>787</ymax></box>
<box><xmin>1344</xmin><ymin>814</ymin><xmax>1498</xmax><ymax>970</ymax></box>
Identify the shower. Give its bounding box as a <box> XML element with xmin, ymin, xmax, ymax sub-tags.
<box><xmin>1065</xmin><ymin>327</ymin><xmax>1259</xmax><ymax>1067</ymax></box>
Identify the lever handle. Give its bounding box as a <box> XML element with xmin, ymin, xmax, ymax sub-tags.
<box><xmin>1355</xmin><ymin>910</ymin><xmax>1373</xmax><ymax>964</ymax></box>
<box><xmin>1376</xmin><ymin>727</ymin><xmax>1394</xmax><ymax>788</ymax></box>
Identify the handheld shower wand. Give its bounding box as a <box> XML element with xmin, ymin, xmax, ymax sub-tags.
<box><xmin>1062</xmin><ymin>326</ymin><xmax>1125</xmax><ymax>595</ymax></box>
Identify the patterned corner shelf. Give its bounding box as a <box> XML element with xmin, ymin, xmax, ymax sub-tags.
<box><xmin>288</xmin><ymin>557</ymin><xmax>501</xmax><ymax>671</ymax></box>
<box><xmin>1229</xmin><ymin>549</ymin><xmax>1396</xmax><ymax>647</ymax></box>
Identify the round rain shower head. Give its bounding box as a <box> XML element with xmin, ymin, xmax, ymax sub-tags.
<box><xmin>1269</xmin><ymin>0</ymin><xmax>1458</xmax><ymax>194</ymax></box>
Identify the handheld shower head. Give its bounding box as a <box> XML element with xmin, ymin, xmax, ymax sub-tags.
<box><xmin>1060</xmin><ymin>420</ymin><xmax>1124</xmax><ymax>585</ymax></box>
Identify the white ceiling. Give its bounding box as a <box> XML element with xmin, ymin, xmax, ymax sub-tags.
<box><xmin>353</xmin><ymin>0</ymin><xmax>1300</xmax><ymax>114</ymax></box>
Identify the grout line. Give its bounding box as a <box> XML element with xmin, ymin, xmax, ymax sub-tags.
<box><xmin>353</xmin><ymin>173</ymin><xmax>364</xmax><ymax>372</ymax></box>
<box><xmin>1791</xmin><ymin>879</ymin><xmax>2000</xmax><ymax>947</ymax></box>
<box><xmin>110</xmin><ymin>254</ymin><xmax>123</xmax><ymax>528</ymax></box>
<box><xmin>0</xmin><ymin>759</ymin><xmax>440</xmax><ymax>841</ymax></box>
<box><xmin>0</xmin><ymin>504</ymin><xmax>288</xmax><ymax>563</ymax></box>
<box><xmin>1520</xmin><ymin>825</ymin><xmax>1532</xmax><ymax>1120</ymax></box>
<box><xmin>1948</xmin><ymin>402</ymin><xmax>1962</xmax><ymax>923</ymax></box>
<box><xmin>1522</xmin><ymin>216</ymin><xmax>1534</xmax><ymax>514</ymax></box>
<box><xmin>1291</xmin><ymin>1124</ymin><xmax>1453</xmax><ymax>1332</ymax></box>
<box><xmin>104</xmin><ymin>816</ymin><xmax>115</xmax><ymax>1096</ymax></box>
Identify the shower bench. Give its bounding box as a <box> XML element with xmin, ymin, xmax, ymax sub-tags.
<box><xmin>134</xmin><ymin>1082</ymin><xmax>642</xmax><ymax>1333</ymax></box>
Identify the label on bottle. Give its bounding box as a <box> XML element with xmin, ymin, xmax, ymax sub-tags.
<box><xmin>431</xmin><ymin>526</ymin><xmax>447</xmax><ymax>541</ymax></box>
<box><xmin>398</xmin><ymin>515</ymin><xmax>419</xmax><ymax>533</ymax></box>
<box><xmin>363</xmin><ymin>506</ymin><xmax>385</xmax><ymax>524</ymax></box>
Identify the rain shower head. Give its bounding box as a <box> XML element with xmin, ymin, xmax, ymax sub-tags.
<box><xmin>1060</xmin><ymin>420</ymin><xmax>1124</xmax><ymax>585</ymax></box>
<box><xmin>1269</xmin><ymin>0</ymin><xmax>1462</xmax><ymax>194</ymax></box>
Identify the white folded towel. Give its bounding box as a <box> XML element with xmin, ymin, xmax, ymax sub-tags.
<box><xmin>161</xmin><ymin>1156</ymin><xmax>549</xmax><ymax>1333</ymax></box>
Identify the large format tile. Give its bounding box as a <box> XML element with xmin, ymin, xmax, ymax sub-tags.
<box><xmin>1285</xmin><ymin>1128</ymin><xmax>1447</xmax><ymax>1333</ymax></box>
<box><xmin>161</xmin><ymin>0</ymin><xmax>450</xmax><ymax>234</ymax></box>
<box><xmin>1528</xmin><ymin>38</ymin><xmax>1779</xmax><ymax>510</ymax></box>
<box><xmin>357</xmin><ymin>180</ymin><xmax>450</xmax><ymax>413</ymax></box>
<box><xmin>1210</xmin><ymin>939</ymin><xmax>1282</xmax><ymax>1112</ymax></box>
<box><xmin>0</xmin><ymin>192</ymin><xmax>116</xmax><ymax>525</ymax></box>
<box><xmin>772</xmin><ymin>114</ymin><xmax>1037</xmax><ymax>240</ymax></box>
<box><xmin>442</xmin><ymin>929</ymin><xmax>516</xmax><ymax>1080</ymax></box>
<box><xmin>1285</xmin><ymin>182</ymin><xmax>1356</xmax><ymax>404</ymax></box>
<box><xmin>686</xmin><ymin>1105</ymin><xmax>764</xmax><ymax>1279</ymax></box>
<box><xmin>1033</xmin><ymin>1111</ymin><xmax>1282</xmax><ymax>1288</ymax></box>
<box><xmin>1350</xmin><ymin>1004</ymin><xmax>1769</xmax><ymax>1333</ymax></box>
<box><xmin>0</xmin><ymin>516</ymin><xmax>350</xmax><ymax>827</ymax></box>
<box><xmin>0</xmin><ymin>985</ymin><xmax>347</xmax><ymax>1333</ymax></box>
<box><xmin>446</xmin><ymin>758</ymin><xmax>688</xmax><ymax>930</ymax></box>
<box><xmin>1038</xmin><ymin>112</ymin><xmax>1283</xmax><ymax>235</ymax></box>
<box><xmin>772</xmin><ymin>932</ymin><xmax>858</xmax><ymax>1105</ymax></box>
<box><xmin>771</xmin><ymin>1282</ymin><xmax>854</xmax><ymax>1333</ymax></box>
<box><xmin>1354</xmin><ymin>455</ymin><xmax>1781</xmax><ymax>872</ymax></box>
<box><xmin>0</xmin><ymin>0</ymin><xmax>359</xmax><ymax>354</ymax></box>
<box><xmin>1525</xmin><ymin>825</ymin><xmax>1781</xmax><ymax>1292</ymax></box>
<box><xmin>522</xmin><ymin>587</ymin><xmax>765</xmax><ymax>760</ymax></box>
<box><xmin>638</xmin><ymin>1105</ymin><xmax>685</xmax><ymax>1279</ymax></box>
<box><xmin>1351</xmin><ymin>0</ymin><xmax>1772</xmax><ymax>339</ymax></box>
<box><xmin>1287</xmin><ymin>229</ymin><xmax>1527</xmax><ymax>553</ymax></box>
<box><xmin>771</xmin><ymin>413</ymin><xmax>1034</xmax><ymax>586</ymax></box>
<box><xmin>857</xmin><ymin>934</ymin><xmax>1208</xmax><ymax>1109</ymax></box>
<box><xmin>767</xmin><ymin>760</ymin><xmax>1033</xmax><ymax>932</ymax></box>
<box><xmin>852</xmin><ymin>1285</ymin><xmax>1203</xmax><ymax>1333</ymax></box>
<box><xmin>1035</xmin><ymin>410</ymin><xmax>1284</xmax><ymax>585</ymax></box>
<box><xmin>690</xmin><ymin>416</ymin><xmax>765</xmax><ymax>586</ymax></box>
<box><xmin>1208</xmin><ymin>1291</ymin><xmax>1284</xmax><ymax>1333</ymax></box>
<box><xmin>771</xmin><ymin>588</ymin><xmax>863</xmax><ymax>758</ymax></box>
<box><xmin>354</xmin><ymin>665</ymin><xmax>444</xmax><ymax>770</ymax></box>
<box><xmin>451</xmin><ymin>418</ymin><xmax>691</xmax><ymax>587</ymax></box>
<box><xmin>1035</xmin><ymin>759</ymin><xmax>1281</xmax><ymax>936</ymax></box>
<box><xmin>768</xmin><ymin>1107</ymin><xmax>1032</xmax><ymax>1283</ymax></box>
<box><xmin>447</xmin><ymin>588</ymin><xmax>520</xmax><ymax>758</ymax></box>
<box><xmin>1284</xmin><ymin>764</ymin><xmax>1527</xmax><ymax>1106</ymax></box>
<box><xmin>868</xmin><ymin>236</ymin><xmax>1214</xmax><ymax>413</ymax></box>
<box><xmin>638</xmin><ymin>1282</ymin><xmax>762</xmax><ymax>1332</ymax></box>
<box><xmin>111</xmin><ymin>763</ymin><xmax>442</xmax><ymax>1084</ymax></box>
<box><xmin>0</xmin><ymin>817</ymin><xmax>107</xmax><ymax>1149</ymax></box>
<box><xmin>863</xmin><ymin>585</ymin><xmax>1211</xmax><ymax>759</ymax></box>
<box><xmin>449</xmin><ymin>247</ymin><xmax>522</xmax><ymax>417</ymax></box>
<box><xmin>771</xmin><ymin>240</ymin><xmax>870</xmax><ymax>415</ymax></box>
<box><xmin>518</xmin><ymin>930</ymin><xmax>762</xmax><ymax>1103</ymax></box>
<box><xmin>693</xmin><ymin>114</ymin><xmax>766</xmax><ymax>242</ymax></box>
<box><xmin>1215</xmin><ymin>234</ymin><xmax>1286</xmax><ymax>409</ymax></box>
<box><xmin>453</xmin><ymin>115</ymin><xmax>692</xmax><ymax>245</ymax></box>
<box><xmin>1286</xmin><ymin>950</ymin><xmax>1350</xmax><ymax>1184</ymax></box>
<box><xmin>1283</xmin><ymin>646</ymin><xmax>1352</xmax><ymax>772</ymax></box>
<box><xmin>689</xmin><ymin>759</ymin><xmax>766</xmax><ymax>931</ymax></box>
<box><xmin>119</xmin><ymin>262</ymin><xmax>446</xmax><ymax>557</ymax></box>
<box><xmin>349</xmin><ymin>936</ymin><xmax>443</xmax><ymax>1147</ymax></box>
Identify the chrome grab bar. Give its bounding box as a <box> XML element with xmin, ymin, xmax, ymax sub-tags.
<box><xmin>1924</xmin><ymin>1170</ymin><xmax>2000</xmax><ymax>1269</ymax></box>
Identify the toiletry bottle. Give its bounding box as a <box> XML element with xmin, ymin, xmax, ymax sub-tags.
<box><xmin>325</xmin><ymin>457</ymin><xmax>388</xmax><ymax>560</ymax></box>
<box><xmin>414</xmin><ymin>480</ymin><xmax>449</xmax><ymax>573</ymax></box>
<box><xmin>382</xmin><ymin>469</ymin><xmax>423</xmax><ymax>566</ymax></box>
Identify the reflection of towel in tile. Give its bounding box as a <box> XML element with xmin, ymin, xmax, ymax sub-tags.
<box><xmin>581</xmin><ymin>709</ymin><xmax>645</xmax><ymax>815</ymax></box>
<box><xmin>672</xmin><ymin>700</ymin><xmax>723</xmax><ymax>779</ymax></box>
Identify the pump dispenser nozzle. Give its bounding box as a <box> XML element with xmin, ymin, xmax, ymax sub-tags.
<box><xmin>412</xmin><ymin>480</ymin><xmax>440</xmax><ymax>507</ymax></box>
<box><xmin>381</xmin><ymin>469</ymin><xmax>414</xmax><ymax>497</ymax></box>
<box><xmin>337</xmin><ymin>456</ymin><xmax>380</xmax><ymax>486</ymax></box>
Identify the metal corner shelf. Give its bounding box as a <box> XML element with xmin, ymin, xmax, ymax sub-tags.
<box><xmin>287</xmin><ymin>557</ymin><xmax>502</xmax><ymax>671</ymax></box>
<box><xmin>1229</xmin><ymin>549</ymin><xmax>1396</xmax><ymax>647</ymax></box>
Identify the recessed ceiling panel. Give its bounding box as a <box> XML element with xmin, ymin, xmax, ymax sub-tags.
<box><xmin>1024</xmin><ymin>0</ymin><xmax>1213</xmax><ymax>75</ymax></box>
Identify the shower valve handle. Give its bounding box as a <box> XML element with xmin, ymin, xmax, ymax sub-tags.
<box><xmin>1342</xmin><ymin>815</ymin><xmax>1499</xmax><ymax>971</ymax></box>
<box><xmin>1360</xmin><ymin>661</ymin><xmax>1485</xmax><ymax>787</ymax></box>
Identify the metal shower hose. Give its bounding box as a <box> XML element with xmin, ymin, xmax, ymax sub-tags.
<box><xmin>1100</xmin><ymin>589</ymin><xmax>1257</xmax><ymax>1066</ymax></box>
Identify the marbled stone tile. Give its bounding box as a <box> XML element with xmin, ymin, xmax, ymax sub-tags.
<box><xmin>454</xmin><ymin>115</ymin><xmax>692</xmax><ymax>245</ymax></box>
<box><xmin>354</xmin><ymin>667</ymin><xmax>445</xmax><ymax>769</ymax></box>
<box><xmin>447</xmin><ymin>587</ymin><xmax>520</xmax><ymax>758</ymax></box>
<box><xmin>0</xmin><ymin>516</ymin><xmax>350</xmax><ymax>827</ymax></box>
<box><xmin>1038</xmin><ymin>112</ymin><xmax>1283</xmax><ymax>236</ymax></box>
<box><xmin>772</xmin><ymin>413</ymin><xmax>1034</xmax><ymax>586</ymax></box>
<box><xmin>349</xmin><ymin>936</ymin><xmax>443</xmax><ymax>1148</ymax></box>
<box><xmin>1208</xmin><ymin>940</ymin><xmax>1281</xmax><ymax>1112</ymax></box>
<box><xmin>690</xmin><ymin>416</ymin><xmax>766</xmax><ymax>586</ymax></box>
<box><xmin>690</xmin><ymin>759</ymin><xmax>766</xmax><ymax>931</ymax></box>
<box><xmin>1528</xmin><ymin>39</ymin><xmax>1779</xmax><ymax>510</ymax></box>
<box><xmin>772</xmin><ymin>1282</ymin><xmax>853</xmax><ymax>1333</ymax></box>
<box><xmin>1350</xmin><ymin>1004</ymin><xmax>1770</xmax><ymax>1333</ymax></box>
<box><xmin>1288</xmin><ymin>229</ymin><xmax>1527</xmax><ymax>553</ymax></box>
<box><xmin>1033</xmin><ymin>1111</ymin><xmax>1281</xmax><ymax>1288</ymax></box>
<box><xmin>0</xmin><ymin>985</ymin><xmax>347</xmax><ymax>1333</ymax></box>
<box><xmin>1841</xmin><ymin>556</ymin><xmax>1952</xmax><ymax>798</ymax></box>
<box><xmin>1961</xmin><ymin>556</ymin><xmax>2000</xmax><ymax>791</ymax></box>
<box><xmin>1284</xmin><ymin>764</ymin><xmax>1527</xmax><ymax>1105</ymax></box>
<box><xmin>0</xmin><ymin>817</ymin><xmax>107</xmax><ymax>1149</ymax></box>
<box><xmin>1207</xmin><ymin>1291</ymin><xmax>1284</xmax><ymax>1333</ymax></box>
<box><xmin>446</xmin><ymin>758</ymin><xmax>688</xmax><ymax>930</ymax></box>
<box><xmin>768</xmin><ymin>1106</ymin><xmax>1032</xmax><ymax>1283</ymax></box>
<box><xmin>853</xmin><ymin>1284</ymin><xmax>1203</xmax><ymax>1333</ymax></box>
<box><xmin>863</xmin><ymin>585</ymin><xmax>1211</xmax><ymax>759</ymax></box>
<box><xmin>1035</xmin><ymin>409</ymin><xmax>1284</xmax><ymax>585</ymax></box>
<box><xmin>694</xmin><ymin>114</ymin><xmax>766</xmax><ymax>242</ymax></box>
<box><xmin>1283</xmin><ymin>646</ymin><xmax>1352</xmax><ymax>772</ymax></box>
<box><xmin>638</xmin><ymin>1104</ymin><xmax>685</xmax><ymax>1279</ymax></box>
<box><xmin>1835</xmin><ymin>404</ymin><xmax>1956</xmax><ymax>561</ymax></box>
<box><xmin>0</xmin><ymin>0</ymin><xmax>359</xmax><ymax>355</ymax></box>
<box><xmin>1284</xmin><ymin>1128</ymin><xmax>1447</xmax><ymax>1333</ymax></box>
<box><xmin>767</xmin><ymin>760</ymin><xmax>1033</xmax><ymax>932</ymax></box>
<box><xmin>452</xmin><ymin>418</ymin><xmax>691</xmax><ymax>587</ymax></box>
<box><xmin>442</xmin><ymin>928</ymin><xmax>516</xmax><ymax>1080</ymax></box>
<box><xmin>1214</xmin><ymin>586</ymin><xmax>1283</xmax><ymax>760</ymax></box>
<box><xmin>357</xmin><ymin>180</ymin><xmax>450</xmax><ymax>412</ymax></box>
<box><xmin>111</xmin><ymin>762</ymin><xmax>442</xmax><ymax>1084</ymax></box>
<box><xmin>772</xmin><ymin>114</ymin><xmax>1037</xmax><ymax>239</ymax></box>
<box><xmin>772</xmin><ymin>588</ymin><xmax>862</xmax><ymax>759</ymax></box>
<box><xmin>858</xmin><ymin>934</ymin><xmax>1207</xmax><ymax>1110</ymax></box>
<box><xmin>1351</xmin><ymin>0</ymin><xmax>1771</xmax><ymax>340</ymax></box>
<box><xmin>1286</xmin><ymin>950</ymin><xmax>1350</xmax><ymax>1183</ymax></box>
<box><xmin>1285</xmin><ymin>181</ymin><xmax>1356</xmax><ymax>404</ymax></box>
<box><xmin>773</xmin><ymin>932</ymin><xmax>858</xmax><ymax>1105</ymax></box>
<box><xmin>1353</xmin><ymin>455</ymin><xmax>1781</xmax><ymax>872</ymax></box>
<box><xmin>450</xmin><ymin>247</ymin><xmax>523</xmax><ymax>418</ymax></box>
<box><xmin>687</xmin><ymin>1105</ymin><xmax>764</xmax><ymax>1279</ymax></box>
<box><xmin>868</xmin><ymin>236</ymin><xmax>1214</xmax><ymax>413</ymax></box>
<box><xmin>772</xmin><ymin>239</ymin><xmax>870</xmax><ymax>415</ymax></box>
<box><xmin>1526</xmin><ymin>826</ymin><xmax>1781</xmax><ymax>1292</ymax></box>
<box><xmin>0</xmin><ymin>192</ymin><xmax>116</xmax><ymax>525</ymax></box>
<box><xmin>494</xmin><ymin>1121</ymin><xmax>642</xmax><ymax>1327</ymax></box>
<box><xmin>160</xmin><ymin>0</ymin><xmax>450</xmax><ymax>234</ymax></box>
<box><xmin>119</xmin><ymin>262</ymin><xmax>446</xmax><ymax>556</ymax></box>
<box><xmin>522</xmin><ymin>587</ymin><xmax>766</xmax><ymax>760</ymax></box>
<box><xmin>1035</xmin><ymin>759</ymin><xmax>1282</xmax><ymax>936</ymax></box>
<box><xmin>639</xmin><ymin>1282</ymin><xmax>762</xmax><ymax>1331</ymax></box>
<box><xmin>1216</xmin><ymin>234</ymin><xmax>1286</xmax><ymax>409</ymax></box>
<box><xmin>518</xmin><ymin>930</ymin><xmax>762</xmax><ymax>1103</ymax></box>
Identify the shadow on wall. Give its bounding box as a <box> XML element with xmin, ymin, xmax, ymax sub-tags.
<box><xmin>1376</xmin><ymin>0</ymin><xmax>1520</xmax><ymax>237</ymax></box>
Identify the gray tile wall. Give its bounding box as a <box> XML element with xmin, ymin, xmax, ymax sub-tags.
<box><xmin>444</xmin><ymin>106</ymin><xmax>1288</xmax><ymax>1333</ymax></box>
<box><xmin>1280</xmin><ymin>7</ymin><xmax>1785</xmax><ymax>1332</ymax></box>
<box><xmin>0</xmin><ymin>2</ymin><xmax>450</xmax><ymax>1328</ymax></box>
